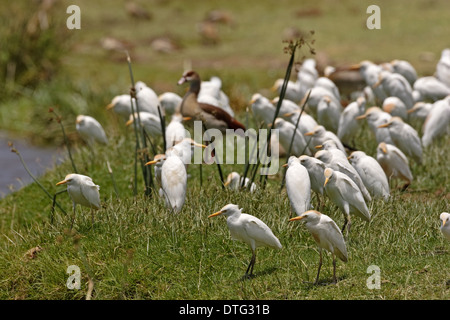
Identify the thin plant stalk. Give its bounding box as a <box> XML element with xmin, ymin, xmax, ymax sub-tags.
<box><xmin>9</xmin><ymin>143</ymin><xmax>67</xmax><ymax>215</ymax></box>
<box><xmin>49</xmin><ymin>108</ymin><xmax>78</xmax><ymax>173</ymax></box>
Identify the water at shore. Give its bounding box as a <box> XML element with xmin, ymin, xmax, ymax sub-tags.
<box><xmin>0</xmin><ymin>131</ymin><xmax>65</xmax><ymax>199</ymax></box>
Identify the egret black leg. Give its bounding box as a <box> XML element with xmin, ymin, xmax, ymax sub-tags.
<box><xmin>245</xmin><ymin>250</ymin><xmax>256</xmax><ymax>277</ymax></box>
<box><xmin>315</xmin><ymin>249</ymin><xmax>323</xmax><ymax>285</ymax></box>
<box><xmin>332</xmin><ymin>254</ymin><xmax>337</xmax><ymax>284</ymax></box>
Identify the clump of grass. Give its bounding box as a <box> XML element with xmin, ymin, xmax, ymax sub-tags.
<box><xmin>0</xmin><ymin>1</ymin><xmax>72</xmax><ymax>98</ymax></box>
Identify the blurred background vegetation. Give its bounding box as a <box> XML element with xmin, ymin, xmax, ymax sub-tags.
<box><xmin>1</xmin><ymin>0</ymin><xmax>449</xmax><ymax>146</ymax></box>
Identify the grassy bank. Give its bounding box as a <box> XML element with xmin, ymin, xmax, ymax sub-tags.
<box><xmin>0</xmin><ymin>0</ymin><xmax>449</xmax><ymax>300</ymax></box>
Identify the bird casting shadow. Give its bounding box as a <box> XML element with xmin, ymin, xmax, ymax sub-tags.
<box><xmin>237</xmin><ymin>266</ymin><xmax>278</xmax><ymax>282</ymax></box>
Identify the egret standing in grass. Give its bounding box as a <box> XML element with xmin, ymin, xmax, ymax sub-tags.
<box><xmin>208</xmin><ymin>203</ymin><xmax>282</xmax><ymax>278</ymax></box>
<box><xmin>146</xmin><ymin>147</ymin><xmax>187</xmax><ymax>213</ymax></box>
<box><xmin>284</xmin><ymin>156</ymin><xmax>311</xmax><ymax>217</ymax></box>
<box><xmin>348</xmin><ymin>151</ymin><xmax>390</xmax><ymax>201</ymax></box>
<box><xmin>76</xmin><ymin>115</ymin><xmax>108</xmax><ymax>146</ymax></box>
<box><xmin>224</xmin><ymin>172</ymin><xmax>257</xmax><ymax>192</ymax></box>
<box><xmin>56</xmin><ymin>174</ymin><xmax>101</xmax><ymax>229</ymax></box>
<box><xmin>378</xmin><ymin>117</ymin><xmax>422</xmax><ymax>165</ymax></box>
<box><xmin>323</xmin><ymin>167</ymin><xmax>371</xmax><ymax>235</ymax></box>
<box><xmin>376</xmin><ymin>142</ymin><xmax>413</xmax><ymax>190</ymax></box>
<box><xmin>289</xmin><ymin>210</ymin><xmax>348</xmax><ymax>284</ymax></box>
<box><xmin>440</xmin><ymin>212</ymin><xmax>450</xmax><ymax>241</ymax></box>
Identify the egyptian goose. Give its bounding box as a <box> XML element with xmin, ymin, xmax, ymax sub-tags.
<box><xmin>177</xmin><ymin>70</ymin><xmax>245</xmax><ymax>133</ymax></box>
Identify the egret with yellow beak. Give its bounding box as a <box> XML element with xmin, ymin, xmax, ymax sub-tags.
<box><xmin>289</xmin><ymin>210</ymin><xmax>348</xmax><ymax>284</ymax></box>
<box><xmin>208</xmin><ymin>204</ymin><xmax>282</xmax><ymax>278</ymax></box>
<box><xmin>56</xmin><ymin>173</ymin><xmax>101</xmax><ymax>229</ymax></box>
<box><xmin>440</xmin><ymin>212</ymin><xmax>450</xmax><ymax>241</ymax></box>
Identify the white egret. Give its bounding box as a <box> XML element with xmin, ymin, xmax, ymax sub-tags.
<box><xmin>135</xmin><ymin>81</ymin><xmax>160</xmax><ymax>116</ymax></box>
<box><xmin>378</xmin><ymin>117</ymin><xmax>422</xmax><ymax>164</ymax></box>
<box><xmin>76</xmin><ymin>115</ymin><xmax>108</xmax><ymax>146</ymax></box>
<box><xmin>250</xmin><ymin>93</ymin><xmax>275</xmax><ymax>126</ymax></box>
<box><xmin>390</xmin><ymin>59</ymin><xmax>417</xmax><ymax>86</ymax></box>
<box><xmin>337</xmin><ymin>96</ymin><xmax>366</xmax><ymax>146</ymax></box>
<box><xmin>271</xmin><ymin>78</ymin><xmax>303</xmax><ymax>103</ymax></box>
<box><xmin>407</xmin><ymin>102</ymin><xmax>434</xmax><ymax>127</ymax></box>
<box><xmin>376</xmin><ymin>142</ymin><xmax>413</xmax><ymax>190</ymax></box>
<box><xmin>413</xmin><ymin>76</ymin><xmax>450</xmax><ymax>102</ymax></box>
<box><xmin>436</xmin><ymin>48</ymin><xmax>450</xmax><ymax>88</ymax></box>
<box><xmin>106</xmin><ymin>94</ymin><xmax>134</xmax><ymax>121</ymax></box>
<box><xmin>374</xmin><ymin>70</ymin><xmax>414</xmax><ymax>110</ymax></box>
<box><xmin>224</xmin><ymin>172</ymin><xmax>257</xmax><ymax>192</ymax></box>
<box><xmin>298</xmin><ymin>155</ymin><xmax>326</xmax><ymax>197</ymax></box>
<box><xmin>351</xmin><ymin>60</ymin><xmax>387</xmax><ymax>102</ymax></box>
<box><xmin>289</xmin><ymin>210</ymin><xmax>348</xmax><ymax>284</ymax></box>
<box><xmin>284</xmin><ymin>156</ymin><xmax>311</xmax><ymax>216</ymax></box>
<box><xmin>317</xmin><ymin>95</ymin><xmax>343</xmax><ymax>134</ymax></box>
<box><xmin>158</xmin><ymin>92</ymin><xmax>182</xmax><ymax>116</ymax></box>
<box><xmin>301</xmin><ymin>87</ymin><xmax>340</xmax><ymax>118</ymax></box>
<box><xmin>208</xmin><ymin>203</ymin><xmax>282</xmax><ymax>277</ymax></box>
<box><xmin>281</xmin><ymin>110</ymin><xmax>318</xmax><ymax>135</ymax></box>
<box><xmin>421</xmin><ymin>98</ymin><xmax>450</xmax><ymax>148</ymax></box>
<box><xmin>126</xmin><ymin>112</ymin><xmax>162</xmax><ymax>138</ymax></box>
<box><xmin>56</xmin><ymin>174</ymin><xmax>101</xmax><ymax>228</ymax></box>
<box><xmin>199</xmin><ymin>75</ymin><xmax>234</xmax><ymax>117</ymax></box>
<box><xmin>382</xmin><ymin>97</ymin><xmax>408</xmax><ymax>121</ymax></box>
<box><xmin>315</xmin><ymin>147</ymin><xmax>372</xmax><ymax>203</ymax></box>
<box><xmin>146</xmin><ymin>147</ymin><xmax>187</xmax><ymax>213</ymax></box>
<box><xmin>172</xmin><ymin>137</ymin><xmax>207</xmax><ymax>168</ymax></box>
<box><xmin>272</xmin><ymin>118</ymin><xmax>311</xmax><ymax>156</ymax></box>
<box><xmin>315</xmin><ymin>77</ymin><xmax>341</xmax><ymax>102</ymax></box>
<box><xmin>304</xmin><ymin>125</ymin><xmax>346</xmax><ymax>155</ymax></box>
<box><xmin>440</xmin><ymin>212</ymin><xmax>450</xmax><ymax>241</ymax></box>
<box><xmin>356</xmin><ymin>106</ymin><xmax>393</xmax><ymax>145</ymax></box>
<box><xmin>165</xmin><ymin>112</ymin><xmax>189</xmax><ymax>149</ymax></box>
<box><xmin>323</xmin><ymin>167</ymin><xmax>371</xmax><ymax>235</ymax></box>
<box><xmin>348</xmin><ymin>151</ymin><xmax>390</xmax><ymax>201</ymax></box>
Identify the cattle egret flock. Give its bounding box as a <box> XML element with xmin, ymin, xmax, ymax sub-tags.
<box><xmin>49</xmin><ymin>49</ymin><xmax>449</xmax><ymax>287</ymax></box>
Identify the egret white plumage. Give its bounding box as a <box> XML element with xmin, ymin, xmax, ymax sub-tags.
<box><xmin>158</xmin><ymin>92</ymin><xmax>182</xmax><ymax>116</ymax></box>
<box><xmin>376</xmin><ymin>142</ymin><xmax>413</xmax><ymax>190</ymax></box>
<box><xmin>289</xmin><ymin>210</ymin><xmax>348</xmax><ymax>284</ymax></box>
<box><xmin>126</xmin><ymin>112</ymin><xmax>162</xmax><ymax>138</ymax></box>
<box><xmin>374</xmin><ymin>70</ymin><xmax>414</xmax><ymax>110</ymax></box>
<box><xmin>351</xmin><ymin>60</ymin><xmax>387</xmax><ymax>103</ymax></box>
<box><xmin>314</xmin><ymin>77</ymin><xmax>341</xmax><ymax>102</ymax></box>
<box><xmin>337</xmin><ymin>96</ymin><xmax>366</xmax><ymax>146</ymax></box>
<box><xmin>284</xmin><ymin>156</ymin><xmax>311</xmax><ymax>216</ymax></box>
<box><xmin>271</xmin><ymin>97</ymin><xmax>301</xmax><ymax>115</ymax></box>
<box><xmin>271</xmin><ymin>78</ymin><xmax>303</xmax><ymax>103</ymax></box>
<box><xmin>106</xmin><ymin>94</ymin><xmax>136</xmax><ymax>121</ymax></box>
<box><xmin>298</xmin><ymin>155</ymin><xmax>326</xmax><ymax>197</ymax></box>
<box><xmin>199</xmin><ymin>75</ymin><xmax>234</xmax><ymax>117</ymax></box>
<box><xmin>272</xmin><ymin>118</ymin><xmax>311</xmax><ymax>156</ymax></box>
<box><xmin>436</xmin><ymin>48</ymin><xmax>450</xmax><ymax>88</ymax></box>
<box><xmin>390</xmin><ymin>59</ymin><xmax>417</xmax><ymax>86</ymax></box>
<box><xmin>315</xmin><ymin>147</ymin><xmax>372</xmax><ymax>203</ymax></box>
<box><xmin>281</xmin><ymin>110</ymin><xmax>318</xmax><ymax>135</ymax></box>
<box><xmin>421</xmin><ymin>97</ymin><xmax>450</xmax><ymax>148</ymax></box>
<box><xmin>165</xmin><ymin>112</ymin><xmax>188</xmax><ymax>149</ymax></box>
<box><xmin>135</xmin><ymin>81</ymin><xmax>160</xmax><ymax>116</ymax></box>
<box><xmin>146</xmin><ymin>147</ymin><xmax>187</xmax><ymax>213</ymax></box>
<box><xmin>348</xmin><ymin>151</ymin><xmax>390</xmax><ymax>201</ymax></box>
<box><xmin>413</xmin><ymin>76</ymin><xmax>450</xmax><ymax>102</ymax></box>
<box><xmin>323</xmin><ymin>167</ymin><xmax>371</xmax><ymax>235</ymax></box>
<box><xmin>224</xmin><ymin>172</ymin><xmax>257</xmax><ymax>192</ymax></box>
<box><xmin>304</xmin><ymin>125</ymin><xmax>346</xmax><ymax>155</ymax></box>
<box><xmin>208</xmin><ymin>203</ymin><xmax>282</xmax><ymax>277</ymax></box>
<box><xmin>317</xmin><ymin>95</ymin><xmax>342</xmax><ymax>134</ymax></box>
<box><xmin>56</xmin><ymin>173</ymin><xmax>101</xmax><ymax>228</ymax></box>
<box><xmin>76</xmin><ymin>115</ymin><xmax>108</xmax><ymax>146</ymax></box>
<box><xmin>382</xmin><ymin>97</ymin><xmax>408</xmax><ymax>121</ymax></box>
<box><xmin>440</xmin><ymin>212</ymin><xmax>450</xmax><ymax>241</ymax></box>
<box><xmin>378</xmin><ymin>117</ymin><xmax>422</xmax><ymax>164</ymax></box>
<box><xmin>356</xmin><ymin>106</ymin><xmax>393</xmax><ymax>145</ymax></box>
<box><xmin>250</xmin><ymin>93</ymin><xmax>275</xmax><ymax>125</ymax></box>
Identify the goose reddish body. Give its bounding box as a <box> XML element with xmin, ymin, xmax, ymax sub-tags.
<box><xmin>178</xmin><ymin>70</ymin><xmax>246</xmax><ymax>132</ymax></box>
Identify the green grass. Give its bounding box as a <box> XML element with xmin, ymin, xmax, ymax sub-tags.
<box><xmin>0</xmin><ymin>0</ymin><xmax>449</xmax><ymax>300</ymax></box>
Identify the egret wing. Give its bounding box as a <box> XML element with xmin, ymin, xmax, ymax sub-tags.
<box><xmin>242</xmin><ymin>215</ymin><xmax>282</xmax><ymax>250</ymax></box>
<box><xmin>335</xmin><ymin>174</ymin><xmax>371</xmax><ymax>221</ymax></box>
<box><xmin>80</xmin><ymin>178</ymin><xmax>101</xmax><ymax>209</ymax></box>
<box><xmin>322</xmin><ymin>218</ymin><xmax>348</xmax><ymax>262</ymax></box>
